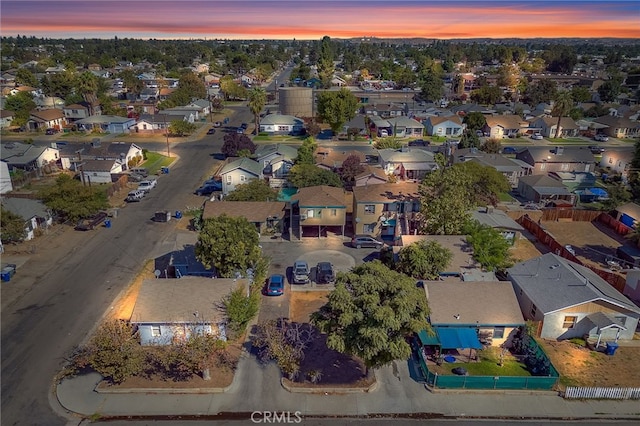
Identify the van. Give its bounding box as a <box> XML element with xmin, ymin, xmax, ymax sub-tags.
<box><xmin>130</xmin><ymin>167</ymin><xmax>148</xmax><ymax>177</ymax></box>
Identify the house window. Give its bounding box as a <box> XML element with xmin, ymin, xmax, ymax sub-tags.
<box><xmin>316</xmin><ymin>209</ymin><xmax>322</xmax><ymax>218</ymax></box>
<box><xmin>562</xmin><ymin>316</ymin><xmax>577</xmax><ymax>329</ymax></box>
<box><xmin>151</xmin><ymin>325</ymin><xmax>161</xmax><ymax>337</ymax></box>
<box><xmin>540</xmin><ymin>163</ymin><xmax>546</xmax><ymax>171</ymax></box>
<box><xmin>363</xmin><ymin>223</ymin><xmax>376</xmax><ymax>233</ymax></box>
<box><xmin>240</xmin><ymin>175</ymin><xmax>246</xmax><ymax>182</ymax></box>
<box><xmin>530</xmin><ymin>303</ymin><xmax>537</xmax><ymax>318</ymax></box>
<box><xmin>364</xmin><ymin>204</ymin><xmax>375</xmax><ymax>215</ymax></box>
<box><xmin>493</xmin><ymin>327</ymin><xmax>505</xmax><ymax>339</ymax></box>
<box><xmin>226</xmin><ymin>175</ymin><xmax>232</xmax><ymax>184</ymax></box>
<box><xmin>561</xmin><ymin>163</ymin><xmax>569</xmax><ymax>171</ymax></box>
<box><xmin>306</xmin><ymin>210</ymin><xmax>314</xmax><ymax>218</ymax></box>
<box><xmin>331</xmin><ymin>209</ymin><xmax>337</xmax><ymax>216</ymax></box>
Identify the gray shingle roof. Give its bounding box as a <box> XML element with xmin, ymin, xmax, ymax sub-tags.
<box><xmin>507</xmin><ymin>253</ymin><xmax>640</xmax><ymax>315</ymax></box>
<box><xmin>1</xmin><ymin>197</ymin><xmax>49</xmax><ymax>220</ymax></box>
<box><xmin>471</xmin><ymin>207</ymin><xmax>525</xmax><ymax>231</ymax></box>
<box><xmin>219</xmin><ymin>157</ymin><xmax>263</xmax><ymax>176</ymax></box>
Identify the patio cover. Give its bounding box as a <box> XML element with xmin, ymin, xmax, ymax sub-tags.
<box><xmin>418</xmin><ymin>329</ymin><xmax>440</xmax><ymax>346</ymax></box>
<box><xmin>435</xmin><ymin>327</ymin><xmax>483</xmax><ymax>350</ymax></box>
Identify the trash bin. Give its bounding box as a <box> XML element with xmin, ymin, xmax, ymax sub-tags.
<box><xmin>605</xmin><ymin>342</ymin><xmax>619</xmax><ymax>356</ymax></box>
<box><xmin>161</xmin><ymin>166</ymin><xmax>169</xmax><ymax>174</ymax></box>
<box><xmin>104</xmin><ymin>219</ymin><xmax>111</xmax><ymax>228</ymax></box>
<box><xmin>175</xmin><ymin>210</ymin><xmax>183</xmax><ymax>219</ymax></box>
<box><xmin>1</xmin><ymin>270</ymin><xmax>11</xmax><ymax>282</ymax></box>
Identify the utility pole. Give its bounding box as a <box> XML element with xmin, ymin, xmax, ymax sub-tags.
<box><xmin>164</xmin><ymin>114</ymin><xmax>170</xmax><ymax>157</ymax></box>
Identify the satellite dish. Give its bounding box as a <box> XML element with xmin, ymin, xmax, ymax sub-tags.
<box><xmin>154</xmin><ymin>269</ymin><xmax>161</xmax><ymax>278</ymax></box>
<box><xmin>355</xmin><ymin>217</ymin><xmax>361</xmax><ymax>223</ymax></box>
<box><xmin>379</xmin><ymin>215</ymin><xmax>387</xmax><ymax>222</ymax></box>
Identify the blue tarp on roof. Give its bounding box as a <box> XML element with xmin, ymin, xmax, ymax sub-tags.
<box><xmin>435</xmin><ymin>327</ymin><xmax>483</xmax><ymax>350</ymax></box>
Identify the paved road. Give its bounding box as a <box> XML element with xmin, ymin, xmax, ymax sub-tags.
<box><xmin>0</xmin><ymin>109</ymin><xmax>251</xmax><ymax>425</ymax></box>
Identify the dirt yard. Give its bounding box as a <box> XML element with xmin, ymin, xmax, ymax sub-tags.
<box><xmin>290</xmin><ymin>291</ymin><xmax>329</xmax><ymax>323</ymax></box>
<box><xmin>539</xmin><ymin>339</ymin><xmax>640</xmax><ymax>388</ymax></box>
<box><xmin>541</xmin><ymin>221</ymin><xmax>627</xmax><ymax>267</ymax></box>
<box><xmin>510</xmin><ymin>237</ymin><xmax>546</xmax><ymax>263</ymax></box>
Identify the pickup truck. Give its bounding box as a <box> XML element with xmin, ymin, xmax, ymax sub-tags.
<box><xmin>138</xmin><ymin>179</ymin><xmax>157</xmax><ymax>193</ymax></box>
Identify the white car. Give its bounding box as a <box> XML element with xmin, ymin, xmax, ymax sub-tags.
<box><xmin>594</xmin><ymin>134</ymin><xmax>609</xmax><ymax>142</ymax></box>
<box><xmin>531</xmin><ymin>133</ymin><xmax>543</xmax><ymax>140</ymax></box>
<box><xmin>138</xmin><ymin>179</ymin><xmax>157</xmax><ymax>193</ymax></box>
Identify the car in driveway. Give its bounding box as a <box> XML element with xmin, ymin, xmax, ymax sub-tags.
<box><xmin>316</xmin><ymin>262</ymin><xmax>335</xmax><ymax>284</ymax></box>
<box><xmin>292</xmin><ymin>261</ymin><xmax>310</xmax><ymax>284</ymax></box>
<box><xmin>351</xmin><ymin>235</ymin><xmax>384</xmax><ymax>249</ymax></box>
<box><xmin>408</xmin><ymin>139</ymin><xmax>429</xmax><ymax>147</ymax></box>
<box><xmin>530</xmin><ymin>133</ymin><xmax>543</xmax><ymax>140</ymax></box>
<box><xmin>266</xmin><ymin>274</ymin><xmax>285</xmax><ymax>296</ymax></box>
<box><xmin>195</xmin><ymin>180</ymin><xmax>222</xmax><ymax>195</ymax></box>
<box><xmin>207</xmin><ymin>128</ymin><xmax>216</xmax><ymax>135</ymax></box>
<box><xmin>594</xmin><ymin>134</ymin><xmax>609</xmax><ymax>142</ymax></box>
<box><xmin>45</xmin><ymin>128</ymin><xmax>57</xmax><ymax>135</ymax></box>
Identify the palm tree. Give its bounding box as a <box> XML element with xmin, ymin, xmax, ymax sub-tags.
<box><xmin>552</xmin><ymin>91</ymin><xmax>573</xmax><ymax>139</ymax></box>
<box><xmin>247</xmin><ymin>87</ymin><xmax>266</xmax><ymax>134</ymax></box>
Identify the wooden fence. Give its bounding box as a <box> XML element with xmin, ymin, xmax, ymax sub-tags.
<box><xmin>564</xmin><ymin>386</ymin><xmax>640</xmax><ymax>400</ymax></box>
<box><xmin>598</xmin><ymin>211</ymin><xmax>634</xmax><ymax>236</ymax></box>
<box><xmin>517</xmin><ymin>214</ymin><xmax>627</xmax><ymax>293</ymax></box>
<box><xmin>504</xmin><ymin>208</ymin><xmax>601</xmax><ymax>223</ymax></box>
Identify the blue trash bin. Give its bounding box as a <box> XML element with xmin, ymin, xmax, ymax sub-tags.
<box><xmin>605</xmin><ymin>342</ymin><xmax>619</xmax><ymax>356</ymax></box>
<box><xmin>1</xmin><ymin>271</ymin><xmax>11</xmax><ymax>282</ymax></box>
<box><xmin>104</xmin><ymin>219</ymin><xmax>111</xmax><ymax>228</ymax></box>
<box><xmin>175</xmin><ymin>210</ymin><xmax>182</xmax><ymax>219</ymax></box>
<box><xmin>161</xmin><ymin>166</ymin><xmax>169</xmax><ymax>174</ymax></box>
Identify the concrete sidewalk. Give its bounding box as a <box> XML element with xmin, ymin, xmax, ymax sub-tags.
<box><xmin>56</xmin><ymin>352</ymin><xmax>640</xmax><ymax>422</ymax></box>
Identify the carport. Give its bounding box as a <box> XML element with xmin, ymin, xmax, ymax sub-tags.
<box><xmin>418</xmin><ymin>327</ymin><xmax>483</xmax><ymax>362</ymax></box>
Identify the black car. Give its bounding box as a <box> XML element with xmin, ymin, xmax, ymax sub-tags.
<box><xmin>207</xmin><ymin>128</ymin><xmax>216</xmax><ymax>135</ymax></box>
<box><xmin>240</xmin><ymin>122</ymin><xmax>248</xmax><ymax>130</ymax></box>
<box><xmin>45</xmin><ymin>128</ymin><xmax>56</xmax><ymax>135</ymax></box>
<box><xmin>408</xmin><ymin>139</ymin><xmax>429</xmax><ymax>147</ymax></box>
<box><xmin>589</xmin><ymin>146</ymin><xmax>605</xmax><ymax>154</ymax></box>
<box><xmin>316</xmin><ymin>262</ymin><xmax>335</xmax><ymax>284</ymax></box>
<box><xmin>195</xmin><ymin>180</ymin><xmax>222</xmax><ymax>195</ymax></box>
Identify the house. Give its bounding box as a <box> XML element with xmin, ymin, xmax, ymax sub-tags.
<box><xmin>202</xmin><ymin>201</ymin><xmax>286</xmax><ymax>235</ymax></box>
<box><xmin>1</xmin><ymin>142</ymin><xmax>59</xmax><ymax>170</ymax></box>
<box><xmin>423</xmin><ymin>115</ymin><xmax>464</xmax><ymax>137</ymax></box>
<box><xmin>517</xmin><ymin>174</ymin><xmax>575</xmax><ymax>205</ymax></box>
<box><xmin>57</xmin><ymin>141</ymin><xmax>142</xmax><ymax>171</ymax></box>
<box><xmin>254</xmin><ymin>144</ymin><xmax>298</xmax><ymax>181</ymax></box>
<box><xmin>377</xmin><ymin>147</ymin><xmax>438</xmax><ymax>181</ymax></box>
<box><xmin>594</xmin><ymin>115</ymin><xmax>640</xmax><ymax>139</ymax></box>
<box><xmin>135</xmin><ymin>114</ymin><xmax>174</xmax><ymax>133</ymax></box>
<box><xmin>79</xmin><ymin>159</ymin><xmax>123</xmax><ymax>184</ymax></box>
<box><xmin>453</xmin><ymin>148</ymin><xmax>532</xmax><ymax>187</ymax></box>
<box><xmin>75</xmin><ymin>115</ymin><xmax>136</xmax><ymax>134</ymax></box>
<box><xmin>139</xmin><ymin>87</ymin><xmax>159</xmax><ymax>101</ymax></box>
<box><xmin>515</xmin><ymin>147</ymin><xmax>596</xmax><ymax>174</ymax></box>
<box><xmin>354</xmin><ymin>165</ymin><xmax>388</xmax><ymax>187</ymax></box>
<box><xmin>0</xmin><ymin>109</ymin><xmax>15</xmax><ymax>128</ymax></box>
<box><xmin>614</xmin><ymin>202</ymin><xmax>640</xmax><ymax>228</ymax></box>
<box><xmin>0</xmin><ymin>161</ymin><xmax>13</xmax><ymax>193</ymax></box>
<box><xmin>291</xmin><ymin>185</ymin><xmax>350</xmax><ymax>238</ymax></box>
<box><xmin>507</xmin><ymin>253</ymin><xmax>640</xmax><ymax>342</ymax></box>
<box><xmin>218</xmin><ymin>157</ymin><xmax>263</xmax><ymax>195</ymax></box>
<box><xmin>530</xmin><ymin>116</ymin><xmax>580</xmax><ymax>138</ymax></box>
<box><xmin>599</xmin><ymin>149</ymin><xmax>632</xmax><ymax>177</ymax></box>
<box><xmin>470</xmin><ymin>206</ymin><xmax>525</xmax><ymax>243</ymax></box>
<box><xmin>315</xmin><ymin>148</ymin><xmax>366</xmax><ymax>172</ymax></box>
<box><xmin>352</xmin><ymin>182</ymin><xmax>421</xmax><ymax>238</ymax></box>
<box><xmin>424</xmin><ymin>280</ymin><xmax>525</xmax><ymax>347</ymax></box>
<box><xmin>386</xmin><ymin>116</ymin><xmax>425</xmax><ymax>138</ymax></box>
<box><xmin>483</xmin><ymin>114</ymin><xmax>529</xmax><ymax>139</ymax></box>
<box><xmin>131</xmin><ymin>277</ymin><xmax>249</xmax><ymax>345</ymax></box>
<box><xmin>185</xmin><ymin>99</ymin><xmax>211</xmax><ymax>116</ymax></box>
<box><xmin>259</xmin><ymin>114</ymin><xmax>305</xmax><ymax>135</ymax></box>
<box><xmin>163</xmin><ymin>106</ymin><xmax>200</xmax><ymax>123</ymax></box>
<box><xmin>63</xmin><ymin>102</ymin><xmax>93</xmax><ymax>123</ymax></box>
<box><xmin>45</xmin><ymin>65</ymin><xmax>66</xmax><ymax>74</ymax></box>
<box><xmin>0</xmin><ymin>197</ymin><xmax>53</xmax><ymax>241</ymax></box>
<box><xmin>548</xmin><ymin>171</ymin><xmax>596</xmax><ymax>192</ymax></box>
<box><xmin>27</xmin><ymin>109</ymin><xmax>66</xmax><ymax>131</ymax></box>
<box><xmin>342</xmin><ymin>114</ymin><xmax>368</xmax><ymax>137</ymax></box>
<box><xmin>362</xmin><ymin>103</ymin><xmax>405</xmax><ymax>118</ymax></box>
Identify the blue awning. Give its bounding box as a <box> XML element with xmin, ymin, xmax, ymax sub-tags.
<box><xmin>435</xmin><ymin>327</ymin><xmax>483</xmax><ymax>350</ymax></box>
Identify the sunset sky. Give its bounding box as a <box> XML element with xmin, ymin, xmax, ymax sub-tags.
<box><xmin>1</xmin><ymin>1</ymin><xmax>639</xmax><ymax>40</ymax></box>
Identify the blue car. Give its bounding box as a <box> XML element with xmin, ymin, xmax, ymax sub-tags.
<box><xmin>266</xmin><ymin>274</ymin><xmax>285</xmax><ymax>296</ymax></box>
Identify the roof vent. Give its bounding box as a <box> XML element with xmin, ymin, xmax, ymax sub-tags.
<box><xmin>549</xmin><ymin>264</ymin><xmax>560</xmax><ymax>269</ymax></box>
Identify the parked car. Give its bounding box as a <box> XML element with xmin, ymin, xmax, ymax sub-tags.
<box><xmin>126</xmin><ymin>189</ymin><xmax>145</xmax><ymax>202</ymax></box>
<box><xmin>502</xmin><ymin>146</ymin><xmax>518</xmax><ymax>154</ymax></box>
<box><xmin>45</xmin><ymin>128</ymin><xmax>57</xmax><ymax>135</ymax></box>
<box><xmin>351</xmin><ymin>235</ymin><xmax>384</xmax><ymax>249</ymax></box>
<box><xmin>408</xmin><ymin>139</ymin><xmax>429</xmax><ymax>147</ymax></box>
<box><xmin>130</xmin><ymin>167</ymin><xmax>149</xmax><ymax>177</ymax></box>
<box><xmin>240</xmin><ymin>122</ymin><xmax>248</xmax><ymax>130</ymax></box>
<box><xmin>195</xmin><ymin>181</ymin><xmax>222</xmax><ymax>195</ymax></box>
<box><xmin>207</xmin><ymin>128</ymin><xmax>216</xmax><ymax>135</ymax></box>
<box><xmin>74</xmin><ymin>212</ymin><xmax>108</xmax><ymax>231</ymax></box>
<box><xmin>589</xmin><ymin>146</ymin><xmax>605</xmax><ymax>154</ymax></box>
<box><xmin>138</xmin><ymin>179</ymin><xmax>157</xmax><ymax>193</ymax></box>
<box><xmin>128</xmin><ymin>173</ymin><xmax>144</xmax><ymax>182</ymax></box>
<box><xmin>531</xmin><ymin>133</ymin><xmax>543</xmax><ymax>140</ymax></box>
<box><xmin>236</xmin><ymin>127</ymin><xmax>244</xmax><ymax>134</ymax></box>
<box><xmin>316</xmin><ymin>262</ymin><xmax>335</xmax><ymax>284</ymax></box>
<box><xmin>266</xmin><ymin>274</ymin><xmax>285</xmax><ymax>296</ymax></box>
<box><xmin>292</xmin><ymin>260</ymin><xmax>310</xmax><ymax>284</ymax></box>
<box><xmin>594</xmin><ymin>134</ymin><xmax>609</xmax><ymax>142</ymax></box>
<box><xmin>213</xmin><ymin>121</ymin><xmax>222</xmax><ymax>127</ymax></box>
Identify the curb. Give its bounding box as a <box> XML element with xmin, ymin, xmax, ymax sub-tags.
<box><xmin>95</xmin><ymin>380</ymin><xmax>231</xmax><ymax>394</ymax></box>
<box><xmin>280</xmin><ymin>377</ymin><xmax>378</xmax><ymax>394</ymax></box>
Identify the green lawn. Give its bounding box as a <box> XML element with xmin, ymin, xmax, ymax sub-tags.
<box><xmin>498</xmin><ymin>192</ymin><xmax>517</xmax><ymax>202</ymax></box>
<box><xmin>429</xmin><ymin>347</ymin><xmax>532</xmax><ymax>377</ymax></box>
<box><xmin>143</xmin><ymin>151</ymin><xmax>175</xmax><ymax>174</ymax></box>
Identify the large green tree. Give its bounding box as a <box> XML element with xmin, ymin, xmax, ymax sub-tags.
<box><xmin>462</xmin><ymin>111</ymin><xmax>487</xmax><ymax>132</ymax></box>
<box><xmin>419</xmin><ymin>155</ymin><xmax>474</xmax><ymax>234</ymax></box>
<box><xmin>397</xmin><ymin>240</ymin><xmax>452</xmax><ymax>280</ymax></box>
<box><xmin>247</xmin><ymin>87</ymin><xmax>267</xmax><ymax>134</ymax></box>
<box><xmin>15</xmin><ymin>68</ymin><xmax>38</xmax><ymax>87</ymax></box>
<box><xmin>551</xmin><ymin>91</ymin><xmax>574</xmax><ymax>138</ymax></box>
<box><xmin>454</xmin><ymin>161</ymin><xmax>510</xmax><ymax>206</ymax></box>
<box><xmin>373</xmin><ymin>137</ymin><xmax>403</xmax><ymax>150</ymax></box>
<box><xmin>295</xmin><ymin>137</ymin><xmax>317</xmax><ymax>165</ymax></box>
<box><xmin>288</xmin><ymin>164</ymin><xmax>342</xmax><ymax>188</ymax></box>
<box><xmin>224</xmin><ymin>179</ymin><xmax>279</xmax><ymax>202</ymax></box>
<box><xmin>524</xmin><ymin>79</ymin><xmax>558</xmax><ymax>106</ymax></box>
<box><xmin>168</xmin><ymin>120</ymin><xmax>197</xmax><ymax>136</ymax></box>
<box><xmin>39</xmin><ymin>174</ymin><xmax>109</xmax><ymax>222</ymax></box>
<box><xmin>4</xmin><ymin>91</ymin><xmax>36</xmax><ymax>128</ymax></box>
<box><xmin>0</xmin><ymin>206</ymin><xmax>27</xmax><ymax>243</ymax></box>
<box><xmin>419</xmin><ymin>71</ymin><xmax>444</xmax><ymax>102</ymax></box>
<box><xmin>317</xmin><ymin>36</ymin><xmax>335</xmax><ymax>89</ymax></box>
<box><xmin>465</xmin><ymin>222</ymin><xmax>513</xmax><ymax>271</ymax></box>
<box><xmin>316</xmin><ymin>88</ymin><xmax>358</xmax><ymax>134</ymax></box>
<box><xmin>195</xmin><ymin>214</ymin><xmax>263</xmax><ymax>278</ymax></box>
<box><xmin>311</xmin><ymin>261</ymin><xmax>430</xmax><ymax>373</ymax></box>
